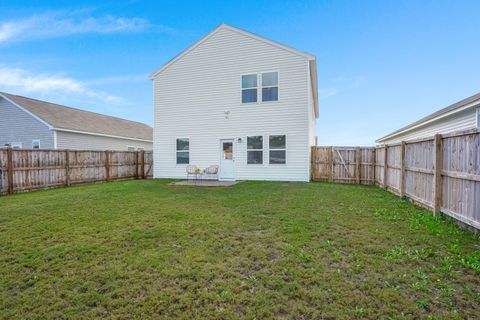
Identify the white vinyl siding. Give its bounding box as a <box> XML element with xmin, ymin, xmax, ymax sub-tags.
<box><xmin>379</xmin><ymin>108</ymin><xmax>478</xmax><ymax>145</ymax></box>
<box><xmin>56</xmin><ymin>131</ymin><xmax>153</xmax><ymax>151</ymax></box>
<box><xmin>153</xmin><ymin>26</ymin><xmax>312</xmax><ymax>181</ymax></box>
<box><xmin>0</xmin><ymin>97</ymin><xmax>54</xmax><ymax>148</ymax></box>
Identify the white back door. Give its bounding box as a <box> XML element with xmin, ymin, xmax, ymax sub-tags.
<box><xmin>219</xmin><ymin>139</ymin><xmax>235</xmax><ymax>181</ymax></box>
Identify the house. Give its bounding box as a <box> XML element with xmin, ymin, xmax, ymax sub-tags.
<box><xmin>150</xmin><ymin>24</ymin><xmax>318</xmax><ymax>181</ymax></box>
<box><xmin>0</xmin><ymin>92</ymin><xmax>153</xmax><ymax>150</ymax></box>
<box><xmin>377</xmin><ymin>92</ymin><xmax>480</xmax><ymax>145</ymax></box>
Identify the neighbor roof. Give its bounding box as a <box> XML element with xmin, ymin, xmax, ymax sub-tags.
<box><xmin>0</xmin><ymin>92</ymin><xmax>153</xmax><ymax>142</ymax></box>
<box><xmin>376</xmin><ymin>92</ymin><xmax>480</xmax><ymax>143</ymax></box>
<box><xmin>149</xmin><ymin>23</ymin><xmax>319</xmax><ymax>117</ymax></box>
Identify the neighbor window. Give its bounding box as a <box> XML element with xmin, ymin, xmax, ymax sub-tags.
<box><xmin>247</xmin><ymin>136</ymin><xmax>263</xmax><ymax>164</ymax></box>
<box><xmin>242</xmin><ymin>74</ymin><xmax>258</xmax><ymax>103</ymax></box>
<box><xmin>11</xmin><ymin>142</ymin><xmax>22</xmax><ymax>149</ymax></box>
<box><xmin>262</xmin><ymin>72</ymin><xmax>278</xmax><ymax>102</ymax></box>
<box><xmin>269</xmin><ymin>135</ymin><xmax>286</xmax><ymax>164</ymax></box>
<box><xmin>32</xmin><ymin>140</ymin><xmax>40</xmax><ymax>149</ymax></box>
<box><xmin>127</xmin><ymin>146</ymin><xmax>136</xmax><ymax>151</ymax></box>
<box><xmin>176</xmin><ymin>138</ymin><xmax>189</xmax><ymax>164</ymax></box>
<box><xmin>137</xmin><ymin>147</ymin><xmax>145</xmax><ymax>151</ymax></box>
<box><xmin>477</xmin><ymin>107</ymin><xmax>480</xmax><ymax>128</ymax></box>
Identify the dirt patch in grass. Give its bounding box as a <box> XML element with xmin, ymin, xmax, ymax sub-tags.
<box><xmin>0</xmin><ymin>180</ymin><xmax>479</xmax><ymax>319</ymax></box>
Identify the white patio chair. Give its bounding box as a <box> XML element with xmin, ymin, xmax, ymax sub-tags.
<box><xmin>204</xmin><ymin>165</ymin><xmax>219</xmax><ymax>181</ymax></box>
<box><xmin>186</xmin><ymin>165</ymin><xmax>198</xmax><ymax>181</ymax></box>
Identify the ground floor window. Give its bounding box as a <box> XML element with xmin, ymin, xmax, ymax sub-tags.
<box><xmin>11</xmin><ymin>142</ymin><xmax>22</xmax><ymax>149</ymax></box>
<box><xmin>176</xmin><ymin>138</ymin><xmax>189</xmax><ymax>164</ymax></box>
<box><xmin>247</xmin><ymin>136</ymin><xmax>263</xmax><ymax>164</ymax></box>
<box><xmin>269</xmin><ymin>135</ymin><xmax>286</xmax><ymax>164</ymax></box>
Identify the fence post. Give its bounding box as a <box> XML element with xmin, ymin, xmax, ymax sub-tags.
<box><xmin>105</xmin><ymin>151</ymin><xmax>110</xmax><ymax>182</ymax></box>
<box><xmin>433</xmin><ymin>134</ymin><xmax>443</xmax><ymax>215</ymax></box>
<box><xmin>371</xmin><ymin>148</ymin><xmax>376</xmax><ymax>185</ymax></box>
<box><xmin>383</xmin><ymin>145</ymin><xmax>388</xmax><ymax>190</ymax></box>
<box><xmin>328</xmin><ymin>146</ymin><xmax>334</xmax><ymax>182</ymax></box>
<box><xmin>141</xmin><ymin>150</ymin><xmax>146</xmax><ymax>179</ymax></box>
<box><xmin>6</xmin><ymin>147</ymin><xmax>13</xmax><ymax>195</ymax></box>
<box><xmin>65</xmin><ymin>150</ymin><xmax>71</xmax><ymax>187</ymax></box>
<box><xmin>356</xmin><ymin>147</ymin><xmax>361</xmax><ymax>184</ymax></box>
<box><xmin>400</xmin><ymin>141</ymin><xmax>406</xmax><ymax>197</ymax></box>
<box><xmin>135</xmin><ymin>151</ymin><xmax>139</xmax><ymax>179</ymax></box>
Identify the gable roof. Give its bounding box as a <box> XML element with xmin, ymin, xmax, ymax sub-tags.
<box><xmin>149</xmin><ymin>23</ymin><xmax>319</xmax><ymax>117</ymax></box>
<box><xmin>0</xmin><ymin>92</ymin><xmax>153</xmax><ymax>142</ymax></box>
<box><xmin>376</xmin><ymin>92</ymin><xmax>480</xmax><ymax>143</ymax></box>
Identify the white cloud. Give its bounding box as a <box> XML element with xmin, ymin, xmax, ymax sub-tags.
<box><xmin>0</xmin><ymin>10</ymin><xmax>163</xmax><ymax>44</ymax></box>
<box><xmin>0</xmin><ymin>66</ymin><xmax>124</xmax><ymax>105</ymax></box>
<box><xmin>320</xmin><ymin>76</ymin><xmax>366</xmax><ymax>100</ymax></box>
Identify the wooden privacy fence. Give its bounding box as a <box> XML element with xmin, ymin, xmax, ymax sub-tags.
<box><xmin>0</xmin><ymin>148</ymin><xmax>153</xmax><ymax>195</ymax></box>
<box><xmin>311</xmin><ymin>128</ymin><xmax>480</xmax><ymax>230</ymax></box>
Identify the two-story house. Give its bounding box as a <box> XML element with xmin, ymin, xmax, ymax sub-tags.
<box><xmin>150</xmin><ymin>24</ymin><xmax>318</xmax><ymax>181</ymax></box>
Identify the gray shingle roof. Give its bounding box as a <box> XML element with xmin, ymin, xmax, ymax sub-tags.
<box><xmin>1</xmin><ymin>92</ymin><xmax>152</xmax><ymax>141</ymax></box>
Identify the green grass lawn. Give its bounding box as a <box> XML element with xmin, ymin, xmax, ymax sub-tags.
<box><xmin>1</xmin><ymin>180</ymin><xmax>479</xmax><ymax>319</ymax></box>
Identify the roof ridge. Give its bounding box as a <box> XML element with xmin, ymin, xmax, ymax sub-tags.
<box><xmin>0</xmin><ymin>92</ymin><xmax>151</xmax><ymax>128</ymax></box>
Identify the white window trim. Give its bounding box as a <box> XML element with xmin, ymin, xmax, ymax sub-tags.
<box><xmin>268</xmin><ymin>134</ymin><xmax>287</xmax><ymax>165</ymax></box>
<box><xmin>261</xmin><ymin>71</ymin><xmax>279</xmax><ymax>103</ymax></box>
<box><xmin>175</xmin><ymin>137</ymin><xmax>190</xmax><ymax>165</ymax></box>
<box><xmin>32</xmin><ymin>139</ymin><xmax>41</xmax><ymax>149</ymax></box>
<box><xmin>246</xmin><ymin>135</ymin><xmax>264</xmax><ymax>165</ymax></box>
<box><xmin>240</xmin><ymin>71</ymin><xmax>280</xmax><ymax>105</ymax></box>
<box><xmin>11</xmin><ymin>142</ymin><xmax>22</xmax><ymax>149</ymax></box>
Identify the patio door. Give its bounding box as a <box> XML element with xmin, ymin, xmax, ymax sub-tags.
<box><xmin>219</xmin><ymin>139</ymin><xmax>235</xmax><ymax>181</ymax></box>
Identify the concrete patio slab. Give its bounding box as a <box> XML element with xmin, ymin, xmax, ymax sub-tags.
<box><xmin>169</xmin><ymin>180</ymin><xmax>241</xmax><ymax>187</ymax></box>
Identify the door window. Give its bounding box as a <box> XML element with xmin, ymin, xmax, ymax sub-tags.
<box><xmin>223</xmin><ymin>142</ymin><xmax>233</xmax><ymax>160</ymax></box>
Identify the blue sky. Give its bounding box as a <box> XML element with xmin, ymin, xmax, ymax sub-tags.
<box><xmin>0</xmin><ymin>0</ymin><xmax>479</xmax><ymax>145</ymax></box>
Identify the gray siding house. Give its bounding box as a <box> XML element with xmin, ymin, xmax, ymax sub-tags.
<box><xmin>0</xmin><ymin>92</ymin><xmax>153</xmax><ymax>150</ymax></box>
<box><xmin>377</xmin><ymin>92</ymin><xmax>480</xmax><ymax>145</ymax></box>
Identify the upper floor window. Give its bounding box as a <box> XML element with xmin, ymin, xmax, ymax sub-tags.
<box><xmin>176</xmin><ymin>138</ymin><xmax>189</xmax><ymax>164</ymax></box>
<box><xmin>247</xmin><ymin>136</ymin><xmax>263</xmax><ymax>164</ymax></box>
<box><xmin>32</xmin><ymin>140</ymin><xmax>40</xmax><ymax>149</ymax></box>
<box><xmin>242</xmin><ymin>74</ymin><xmax>258</xmax><ymax>103</ymax></box>
<box><xmin>262</xmin><ymin>72</ymin><xmax>278</xmax><ymax>102</ymax></box>
<box><xmin>269</xmin><ymin>135</ymin><xmax>286</xmax><ymax>164</ymax></box>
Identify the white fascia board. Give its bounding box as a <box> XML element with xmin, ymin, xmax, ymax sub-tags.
<box><xmin>53</xmin><ymin>128</ymin><xmax>153</xmax><ymax>143</ymax></box>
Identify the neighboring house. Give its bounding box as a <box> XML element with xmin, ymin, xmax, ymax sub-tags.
<box><xmin>377</xmin><ymin>92</ymin><xmax>480</xmax><ymax>145</ymax></box>
<box><xmin>0</xmin><ymin>92</ymin><xmax>153</xmax><ymax>150</ymax></box>
<box><xmin>150</xmin><ymin>24</ymin><xmax>318</xmax><ymax>182</ymax></box>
